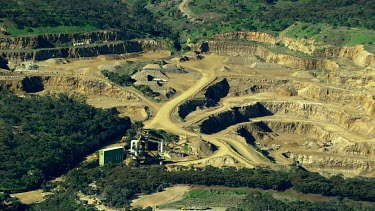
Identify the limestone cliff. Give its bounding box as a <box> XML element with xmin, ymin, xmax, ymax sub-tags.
<box><xmin>215</xmin><ymin>32</ymin><xmax>277</xmax><ymax>44</ymax></box>
<box><xmin>313</xmin><ymin>45</ymin><xmax>375</xmax><ymax>67</ymax></box>
<box><xmin>0</xmin><ymin>76</ymin><xmax>140</xmax><ymax>100</ymax></box>
<box><xmin>261</xmin><ymin>101</ymin><xmax>375</xmax><ymax>137</ymax></box>
<box><xmin>177</xmin><ymin>78</ymin><xmax>230</xmax><ymax>119</ymax></box>
<box><xmin>192</xmin><ymin>41</ymin><xmax>339</xmax><ymax>71</ymax></box>
<box><xmin>198</xmin><ymin>102</ymin><xmax>272</xmax><ymax>134</ymax></box>
<box><xmin>0</xmin><ymin>30</ymin><xmax>126</xmax><ymax>50</ymax></box>
<box><xmin>290</xmin><ymin>153</ymin><xmax>375</xmax><ymax>177</ymax></box>
<box><xmin>215</xmin><ymin>31</ymin><xmax>316</xmax><ymax>54</ymax></box>
<box><xmin>1</xmin><ymin>40</ymin><xmax>165</xmax><ymax>61</ymax></box>
<box><xmin>214</xmin><ymin>31</ymin><xmax>374</xmax><ymax>68</ymax></box>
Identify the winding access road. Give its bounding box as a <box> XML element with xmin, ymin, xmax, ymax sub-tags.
<box><xmin>144</xmin><ymin>56</ymin><xmax>272</xmax><ymax>168</ymax></box>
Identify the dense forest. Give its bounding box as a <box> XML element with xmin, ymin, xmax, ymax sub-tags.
<box><xmin>0</xmin><ymin>91</ymin><xmax>131</xmax><ymax>191</ymax></box>
<box><xmin>21</xmin><ymin>165</ymin><xmax>375</xmax><ymax>210</ymax></box>
<box><xmin>0</xmin><ymin>0</ymin><xmax>170</xmax><ymax>37</ymax></box>
<box><xmin>187</xmin><ymin>0</ymin><xmax>375</xmax><ymax>31</ymax></box>
<box><xmin>1</xmin><ymin>0</ymin><xmax>374</xmax><ymax>38</ymax></box>
<box><xmin>35</xmin><ymin>166</ymin><xmax>375</xmax><ymax>208</ymax></box>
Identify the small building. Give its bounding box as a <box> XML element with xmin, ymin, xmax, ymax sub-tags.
<box><xmin>99</xmin><ymin>146</ymin><xmax>124</xmax><ymax>166</ymax></box>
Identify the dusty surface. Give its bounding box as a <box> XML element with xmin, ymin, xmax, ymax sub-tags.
<box><xmin>11</xmin><ymin>189</ymin><xmax>44</xmax><ymax>204</ymax></box>
<box><xmin>131</xmin><ymin>185</ymin><xmax>191</xmax><ymax>208</ymax></box>
<box><xmin>2</xmin><ymin>30</ymin><xmax>375</xmax><ymax>205</ymax></box>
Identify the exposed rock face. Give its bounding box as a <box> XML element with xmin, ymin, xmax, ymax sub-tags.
<box><xmin>215</xmin><ymin>31</ymin><xmax>278</xmax><ymax>44</ymax></box>
<box><xmin>290</xmin><ymin>154</ymin><xmax>375</xmax><ymax>176</ymax></box>
<box><xmin>1</xmin><ymin>40</ymin><xmax>164</xmax><ymax>61</ymax></box>
<box><xmin>198</xmin><ymin>102</ymin><xmax>272</xmax><ymax>134</ymax></box>
<box><xmin>0</xmin><ymin>76</ymin><xmax>140</xmax><ymax>100</ymax></box>
<box><xmin>0</xmin><ymin>77</ymin><xmax>25</xmax><ymax>92</ymax></box>
<box><xmin>42</xmin><ymin>76</ymin><xmax>140</xmax><ymax>100</ymax></box>
<box><xmin>293</xmin><ymin>82</ymin><xmax>375</xmax><ymax>116</ymax></box>
<box><xmin>205</xmin><ymin>155</ymin><xmax>237</xmax><ymax>166</ymax></box>
<box><xmin>261</xmin><ymin>101</ymin><xmax>375</xmax><ymax>137</ymax></box>
<box><xmin>237</xmin><ymin>122</ymin><xmax>273</xmax><ymax>145</ymax></box>
<box><xmin>225</xmin><ymin>77</ymin><xmax>375</xmax><ymax>117</ymax></box>
<box><xmin>0</xmin><ymin>56</ymin><xmax>9</xmax><ymax>70</ymax></box>
<box><xmin>214</xmin><ymin>31</ymin><xmax>375</xmax><ymax>68</ymax></box>
<box><xmin>178</xmin><ymin>99</ymin><xmax>216</xmax><ymax>119</ymax></box>
<box><xmin>227</xmin><ymin>78</ymin><xmax>290</xmax><ymax>96</ymax></box>
<box><xmin>216</xmin><ymin>31</ymin><xmax>314</xmax><ymax>54</ymax></box>
<box><xmin>0</xmin><ymin>30</ymin><xmax>126</xmax><ymax>50</ymax></box>
<box><xmin>177</xmin><ymin>78</ymin><xmax>230</xmax><ymax>119</ymax></box>
<box><xmin>204</xmin><ymin>78</ymin><xmax>230</xmax><ymax>102</ymax></box>
<box><xmin>192</xmin><ymin>41</ymin><xmax>339</xmax><ymax>71</ymax></box>
<box><xmin>21</xmin><ymin>76</ymin><xmax>44</xmax><ymax>93</ymax></box>
<box><xmin>313</xmin><ymin>45</ymin><xmax>375</xmax><ymax>67</ymax></box>
<box><xmin>237</xmin><ymin>121</ymin><xmax>375</xmax><ymax>176</ymax></box>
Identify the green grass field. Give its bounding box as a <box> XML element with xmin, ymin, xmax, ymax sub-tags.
<box><xmin>282</xmin><ymin>22</ymin><xmax>375</xmax><ymax>46</ymax></box>
<box><xmin>160</xmin><ymin>188</ymin><xmax>250</xmax><ymax>208</ymax></box>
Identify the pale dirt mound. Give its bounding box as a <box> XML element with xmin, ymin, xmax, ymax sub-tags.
<box><xmin>292</xmin><ymin>71</ymin><xmax>315</xmax><ymax>79</ymax></box>
<box><xmin>224</xmin><ymin>55</ymin><xmax>259</xmax><ymax>65</ymax></box>
<box><xmin>189</xmin><ymin>137</ymin><xmax>215</xmax><ymax>157</ymax></box>
<box><xmin>131</xmin><ymin>185</ymin><xmax>191</xmax><ymax>208</ymax></box>
<box><xmin>276</xmin><ymin>87</ymin><xmax>297</xmax><ymax>96</ymax></box>
<box><xmin>116</xmin><ymin>105</ymin><xmax>148</xmax><ymax>121</ymax></box>
<box><xmin>218</xmin><ymin>66</ymin><xmax>230</xmax><ymax>72</ymax></box>
<box><xmin>205</xmin><ymin>155</ymin><xmax>237</xmax><ymax>166</ymax></box>
<box><xmin>143</xmin><ymin>63</ymin><xmax>162</xmax><ymax>70</ymax></box>
<box><xmin>162</xmin><ymin>64</ymin><xmax>188</xmax><ymax>73</ymax></box>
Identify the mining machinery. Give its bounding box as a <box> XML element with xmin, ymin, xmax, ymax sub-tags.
<box><xmin>129</xmin><ymin>128</ymin><xmax>166</xmax><ymax>165</ymax></box>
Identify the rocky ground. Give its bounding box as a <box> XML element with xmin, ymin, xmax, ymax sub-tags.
<box><xmin>1</xmin><ymin>31</ymin><xmax>374</xmax><ymax>180</ymax></box>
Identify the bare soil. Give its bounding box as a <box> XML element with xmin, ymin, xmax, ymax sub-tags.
<box><xmin>131</xmin><ymin>185</ymin><xmax>191</xmax><ymax>208</ymax></box>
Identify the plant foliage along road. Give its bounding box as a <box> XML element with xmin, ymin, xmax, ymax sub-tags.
<box><xmin>29</xmin><ymin>165</ymin><xmax>375</xmax><ymax>210</ymax></box>
<box><xmin>0</xmin><ymin>91</ymin><xmax>131</xmax><ymax>191</ymax></box>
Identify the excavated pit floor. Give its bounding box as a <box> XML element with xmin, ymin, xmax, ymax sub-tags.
<box><xmin>1</xmin><ymin>51</ymin><xmax>374</xmax><ymax>177</ymax></box>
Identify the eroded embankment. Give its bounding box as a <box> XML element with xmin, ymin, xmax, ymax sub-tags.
<box><xmin>261</xmin><ymin>101</ymin><xmax>375</xmax><ymax>137</ymax></box>
<box><xmin>0</xmin><ymin>76</ymin><xmax>140</xmax><ymax>100</ymax></box>
<box><xmin>177</xmin><ymin>78</ymin><xmax>229</xmax><ymax>119</ymax></box>
<box><xmin>214</xmin><ymin>31</ymin><xmax>375</xmax><ymax>68</ymax></box>
<box><xmin>226</xmin><ymin>77</ymin><xmax>375</xmax><ymax>116</ymax></box>
<box><xmin>197</xmin><ymin>101</ymin><xmax>375</xmax><ymax>137</ymax></box>
<box><xmin>0</xmin><ymin>39</ymin><xmax>164</xmax><ymax>61</ymax></box>
<box><xmin>191</xmin><ymin>41</ymin><xmax>339</xmax><ymax>71</ymax></box>
<box><xmin>236</xmin><ymin>121</ymin><xmax>375</xmax><ymax>176</ymax></box>
<box><xmin>238</xmin><ymin>121</ymin><xmax>374</xmax><ymax>156</ymax></box>
<box><xmin>0</xmin><ymin>30</ymin><xmax>127</xmax><ymax>50</ymax></box>
<box><xmin>198</xmin><ymin>102</ymin><xmax>272</xmax><ymax>134</ymax></box>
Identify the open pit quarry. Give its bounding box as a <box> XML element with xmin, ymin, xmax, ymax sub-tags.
<box><xmin>1</xmin><ymin>30</ymin><xmax>374</xmax><ymax>178</ymax></box>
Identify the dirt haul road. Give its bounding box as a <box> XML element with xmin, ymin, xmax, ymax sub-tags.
<box><xmin>178</xmin><ymin>0</ymin><xmax>195</xmax><ymax>21</ymax></box>
<box><xmin>144</xmin><ymin>55</ymin><xmax>264</xmax><ymax>168</ymax></box>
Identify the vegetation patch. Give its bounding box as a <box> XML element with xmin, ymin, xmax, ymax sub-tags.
<box><xmin>284</xmin><ymin>22</ymin><xmax>375</xmax><ymax>46</ymax></box>
<box><xmin>161</xmin><ymin>189</ymin><xmax>250</xmax><ymax>208</ymax></box>
<box><xmin>0</xmin><ymin>91</ymin><xmax>131</xmax><ymax>191</ymax></box>
<box><xmin>0</xmin><ymin>0</ymin><xmax>170</xmax><ymax>37</ymax></box>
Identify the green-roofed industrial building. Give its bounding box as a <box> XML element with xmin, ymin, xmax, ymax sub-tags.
<box><xmin>99</xmin><ymin>146</ymin><xmax>124</xmax><ymax>166</ymax></box>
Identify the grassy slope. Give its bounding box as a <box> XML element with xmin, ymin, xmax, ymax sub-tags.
<box><xmin>283</xmin><ymin>22</ymin><xmax>375</xmax><ymax>46</ymax></box>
